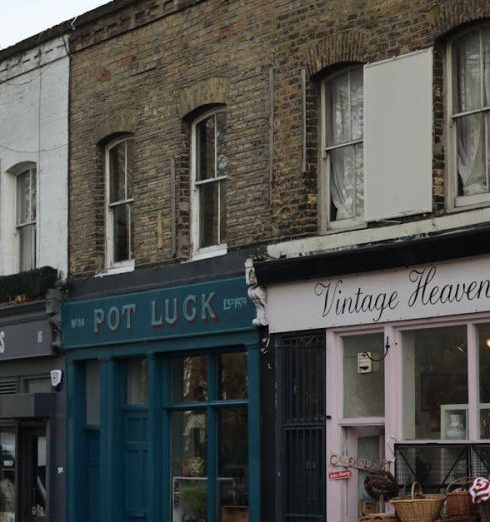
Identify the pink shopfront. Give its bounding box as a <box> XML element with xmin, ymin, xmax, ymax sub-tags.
<box><xmin>263</xmin><ymin>253</ymin><xmax>490</xmax><ymax>522</ymax></box>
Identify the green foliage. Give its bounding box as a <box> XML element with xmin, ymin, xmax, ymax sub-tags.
<box><xmin>0</xmin><ymin>266</ymin><xmax>58</xmax><ymax>304</ymax></box>
<box><xmin>181</xmin><ymin>483</ymin><xmax>206</xmax><ymax>519</ymax></box>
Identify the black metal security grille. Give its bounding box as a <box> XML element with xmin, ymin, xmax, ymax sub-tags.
<box><xmin>395</xmin><ymin>444</ymin><xmax>490</xmax><ymax>493</ymax></box>
<box><xmin>276</xmin><ymin>332</ymin><xmax>326</xmax><ymax>522</ymax></box>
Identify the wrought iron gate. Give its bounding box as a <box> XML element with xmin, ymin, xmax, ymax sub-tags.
<box><xmin>276</xmin><ymin>332</ymin><xmax>326</xmax><ymax>522</ymax></box>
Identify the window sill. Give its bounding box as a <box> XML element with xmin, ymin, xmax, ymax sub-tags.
<box><xmin>96</xmin><ymin>259</ymin><xmax>135</xmax><ymax>277</ymax></box>
<box><xmin>450</xmin><ymin>194</ymin><xmax>490</xmax><ymax>213</ymax></box>
<box><xmin>191</xmin><ymin>244</ymin><xmax>228</xmax><ymax>261</ymax></box>
<box><xmin>322</xmin><ymin>219</ymin><xmax>367</xmax><ymax>235</ymax></box>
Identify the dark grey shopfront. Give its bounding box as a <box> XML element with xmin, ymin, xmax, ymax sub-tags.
<box><xmin>0</xmin><ymin>302</ymin><xmax>65</xmax><ymax>522</ymax></box>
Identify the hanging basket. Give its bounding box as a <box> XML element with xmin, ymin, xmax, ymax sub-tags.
<box><xmin>445</xmin><ymin>477</ymin><xmax>476</xmax><ymax>518</ymax></box>
<box><xmin>390</xmin><ymin>482</ymin><xmax>445</xmax><ymax>522</ymax></box>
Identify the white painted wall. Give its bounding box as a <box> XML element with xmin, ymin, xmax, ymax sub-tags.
<box><xmin>0</xmin><ymin>37</ymin><xmax>68</xmax><ymax>277</ymax></box>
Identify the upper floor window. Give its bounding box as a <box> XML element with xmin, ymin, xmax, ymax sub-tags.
<box><xmin>322</xmin><ymin>66</ymin><xmax>364</xmax><ymax>228</ymax></box>
<box><xmin>16</xmin><ymin>166</ymin><xmax>37</xmax><ymax>272</ymax></box>
<box><xmin>191</xmin><ymin>109</ymin><xmax>227</xmax><ymax>258</ymax></box>
<box><xmin>449</xmin><ymin>26</ymin><xmax>490</xmax><ymax>207</ymax></box>
<box><xmin>106</xmin><ymin>136</ymin><xmax>134</xmax><ymax>269</ymax></box>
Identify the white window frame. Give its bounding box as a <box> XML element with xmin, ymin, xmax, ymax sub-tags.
<box><xmin>447</xmin><ymin>25</ymin><xmax>490</xmax><ymax>210</ymax></box>
<box><xmin>105</xmin><ymin>136</ymin><xmax>135</xmax><ymax>272</ymax></box>
<box><xmin>13</xmin><ymin>163</ymin><xmax>37</xmax><ymax>272</ymax></box>
<box><xmin>191</xmin><ymin>108</ymin><xmax>228</xmax><ymax>259</ymax></box>
<box><xmin>320</xmin><ymin>65</ymin><xmax>365</xmax><ymax>233</ymax></box>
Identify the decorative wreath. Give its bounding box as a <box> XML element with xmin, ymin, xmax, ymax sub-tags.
<box><xmin>364</xmin><ymin>470</ymin><xmax>399</xmax><ymax>501</ymax></box>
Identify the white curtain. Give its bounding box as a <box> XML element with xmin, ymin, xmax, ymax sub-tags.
<box><xmin>456</xmin><ymin>30</ymin><xmax>488</xmax><ymax>196</ymax></box>
<box><xmin>327</xmin><ymin>68</ymin><xmax>363</xmax><ymax>219</ymax></box>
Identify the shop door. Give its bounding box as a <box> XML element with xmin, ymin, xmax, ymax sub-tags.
<box><xmin>346</xmin><ymin>426</ymin><xmax>385</xmax><ymax>521</ymax></box>
<box><xmin>19</xmin><ymin>427</ymin><xmax>47</xmax><ymax>522</ymax></box>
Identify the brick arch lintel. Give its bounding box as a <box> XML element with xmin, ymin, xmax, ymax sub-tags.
<box><xmin>304</xmin><ymin>30</ymin><xmax>371</xmax><ymax>77</ymax></box>
<box><xmin>92</xmin><ymin>107</ymin><xmax>140</xmax><ymax>145</ymax></box>
<box><xmin>177</xmin><ymin>77</ymin><xmax>229</xmax><ymax>119</ymax></box>
<box><xmin>431</xmin><ymin>0</ymin><xmax>490</xmax><ymax>40</ymax></box>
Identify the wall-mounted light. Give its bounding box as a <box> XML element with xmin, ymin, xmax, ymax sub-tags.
<box><xmin>485</xmin><ymin>338</ymin><xmax>490</xmax><ymax>350</ymax></box>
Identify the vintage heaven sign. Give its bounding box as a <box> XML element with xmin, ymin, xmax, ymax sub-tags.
<box><xmin>62</xmin><ymin>277</ymin><xmax>255</xmax><ymax>348</ymax></box>
<box><xmin>268</xmin><ymin>255</ymin><xmax>490</xmax><ymax>332</ymax></box>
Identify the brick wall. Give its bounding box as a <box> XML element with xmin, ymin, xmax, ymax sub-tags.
<box><xmin>69</xmin><ymin>0</ymin><xmax>490</xmax><ymax>277</ymax></box>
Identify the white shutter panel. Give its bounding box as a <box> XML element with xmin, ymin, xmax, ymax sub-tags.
<box><xmin>364</xmin><ymin>48</ymin><xmax>433</xmax><ymax>222</ymax></box>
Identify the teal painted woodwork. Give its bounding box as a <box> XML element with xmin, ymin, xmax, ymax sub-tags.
<box><xmin>63</xmin><ymin>277</ymin><xmax>255</xmax><ymax>349</ymax></box>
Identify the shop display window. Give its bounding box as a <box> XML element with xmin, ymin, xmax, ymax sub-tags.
<box><xmin>126</xmin><ymin>358</ymin><xmax>148</xmax><ymax>406</ymax></box>
<box><xmin>477</xmin><ymin>324</ymin><xmax>490</xmax><ymax>438</ymax></box>
<box><xmin>402</xmin><ymin>326</ymin><xmax>468</xmax><ymax>440</ymax></box>
<box><xmin>171</xmin><ymin>356</ymin><xmax>208</xmax><ymax>403</ymax></box>
<box><xmin>343</xmin><ymin>333</ymin><xmax>384</xmax><ymax>418</ymax></box>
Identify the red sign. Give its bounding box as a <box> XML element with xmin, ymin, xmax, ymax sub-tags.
<box><xmin>328</xmin><ymin>470</ymin><xmax>352</xmax><ymax>480</ymax></box>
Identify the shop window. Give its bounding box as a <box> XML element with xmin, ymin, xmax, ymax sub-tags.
<box><xmin>448</xmin><ymin>26</ymin><xmax>490</xmax><ymax>208</ymax></box>
<box><xmin>343</xmin><ymin>333</ymin><xmax>384</xmax><ymax>418</ymax></box>
<box><xmin>321</xmin><ymin>66</ymin><xmax>364</xmax><ymax>228</ymax></box>
<box><xmin>219</xmin><ymin>352</ymin><xmax>248</xmax><ymax>400</ymax></box>
<box><xmin>402</xmin><ymin>326</ymin><xmax>468</xmax><ymax>440</ymax></box>
<box><xmin>169</xmin><ymin>351</ymin><xmax>248</xmax><ymax>522</ymax></box>
<box><xmin>0</xmin><ymin>429</ymin><xmax>16</xmax><ymax>519</ymax></box>
<box><xmin>106</xmin><ymin>136</ymin><xmax>134</xmax><ymax>269</ymax></box>
<box><xmin>191</xmin><ymin>109</ymin><xmax>227</xmax><ymax>258</ymax></box>
<box><xmin>85</xmin><ymin>360</ymin><xmax>101</xmax><ymax>426</ymax></box>
<box><xmin>477</xmin><ymin>324</ymin><xmax>490</xmax><ymax>438</ymax></box>
<box><xmin>15</xmin><ymin>164</ymin><xmax>37</xmax><ymax>272</ymax></box>
<box><xmin>126</xmin><ymin>358</ymin><xmax>148</xmax><ymax>406</ymax></box>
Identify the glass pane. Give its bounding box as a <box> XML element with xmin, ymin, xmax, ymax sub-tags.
<box><xmin>31</xmin><ymin>434</ymin><xmax>47</xmax><ymax>518</ymax></box>
<box><xmin>126</xmin><ymin>139</ymin><xmax>134</xmax><ymax>199</ymax></box>
<box><xmin>199</xmin><ymin>182</ymin><xmax>219</xmax><ymax>248</ymax></box>
<box><xmin>477</xmin><ymin>324</ymin><xmax>490</xmax><ymax>438</ymax></box>
<box><xmin>456</xmin><ymin>113</ymin><xmax>486</xmax><ymax>196</ymax></box>
<box><xmin>113</xmin><ymin>203</ymin><xmax>131</xmax><ymax>262</ymax></box>
<box><xmin>0</xmin><ymin>430</ymin><xmax>15</xmax><ymax>520</ymax></box>
<box><xmin>358</xmin><ymin>435</ymin><xmax>380</xmax><ymax>516</ymax></box>
<box><xmin>350</xmin><ymin>67</ymin><xmax>364</xmax><ymax>142</ymax></box>
<box><xmin>25</xmin><ymin>378</ymin><xmax>51</xmax><ymax>393</ymax></box>
<box><xmin>127</xmin><ymin>358</ymin><xmax>148</xmax><ymax>406</ymax></box>
<box><xmin>330</xmin><ymin>144</ymin><xmax>363</xmax><ymax>221</ymax></box>
<box><xmin>455</xmin><ymin>30</ymin><xmax>481</xmax><ymax>113</ymax></box>
<box><xmin>219</xmin><ymin>352</ymin><xmax>248</xmax><ymax>400</ymax></box>
<box><xmin>196</xmin><ymin>115</ymin><xmax>216</xmax><ymax>181</ymax></box>
<box><xmin>171</xmin><ymin>356</ymin><xmax>208</xmax><ymax>403</ymax></box>
<box><xmin>171</xmin><ymin>411</ymin><xmax>207</xmax><ymax>522</ymax></box>
<box><xmin>326</xmin><ymin>71</ymin><xmax>350</xmax><ymax>146</ymax></box>
<box><xmin>216</xmin><ymin>112</ymin><xmax>227</xmax><ymax>178</ymax></box>
<box><xmin>109</xmin><ymin>142</ymin><xmax>126</xmax><ymax>203</ymax></box>
<box><xmin>219</xmin><ymin>179</ymin><xmax>226</xmax><ymax>244</ymax></box>
<box><xmin>86</xmin><ymin>360</ymin><xmax>100</xmax><ymax>426</ymax></box>
<box><xmin>218</xmin><ymin>409</ymin><xmax>248</xmax><ymax>522</ymax></box>
<box><xmin>16</xmin><ymin>170</ymin><xmax>31</xmax><ymax>225</ymax></box>
<box><xmin>343</xmin><ymin>333</ymin><xmax>384</xmax><ymax>417</ymax></box>
<box><xmin>30</xmin><ymin>168</ymin><xmax>37</xmax><ymax>221</ymax></box>
<box><xmin>402</xmin><ymin>326</ymin><xmax>467</xmax><ymax>440</ymax></box>
<box><xmin>19</xmin><ymin>224</ymin><xmax>35</xmax><ymax>272</ymax></box>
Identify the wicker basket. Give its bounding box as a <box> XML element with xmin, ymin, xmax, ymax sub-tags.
<box><xmin>390</xmin><ymin>482</ymin><xmax>445</xmax><ymax>522</ymax></box>
<box><xmin>445</xmin><ymin>477</ymin><xmax>474</xmax><ymax>517</ymax></box>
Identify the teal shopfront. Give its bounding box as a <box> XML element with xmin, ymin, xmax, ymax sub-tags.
<box><xmin>62</xmin><ymin>276</ymin><xmax>260</xmax><ymax>522</ymax></box>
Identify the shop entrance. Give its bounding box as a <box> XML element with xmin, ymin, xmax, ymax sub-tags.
<box><xmin>0</xmin><ymin>424</ymin><xmax>47</xmax><ymax>522</ymax></box>
<box><xmin>345</xmin><ymin>426</ymin><xmax>385</xmax><ymax>521</ymax></box>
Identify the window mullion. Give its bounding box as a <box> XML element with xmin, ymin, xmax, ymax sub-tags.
<box><xmin>468</xmin><ymin>323</ymin><xmax>480</xmax><ymax>440</ymax></box>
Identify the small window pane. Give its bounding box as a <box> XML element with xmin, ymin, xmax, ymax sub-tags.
<box><xmin>218</xmin><ymin>409</ymin><xmax>248</xmax><ymax>521</ymax></box>
<box><xmin>86</xmin><ymin>360</ymin><xmax>100</xmax><ymax>426</ymax></box>
<box><xmin>127</xmin><ymin>358</ymin><xmax>148</xmax><ymax>406</ymax></box>
<box><xmin>455</xmin><ymin>31</ymin><xmax>481</xmax><ymax>113</ymax></box>
<box><xmin>350</xmin><ymin>67</ymin><xmax>364</xmax><ymax>142</ymax></box>
<box><xmin>171</xmin><ymin>411</ymin><xmax>207</xmax><ymax>521</ymax></box>
<box><xmin>196</xmin><ymin>116</ymin><xmax>216</xmax><ymax>181</ymax></box>
<box><xmin>219</xmin><ymin>180</ymin><xmax>226</xmax><ymax>244</ymax></box>
<box><xmin>19</xmin><ymin>224</ymin><xmax>36</xmax><ymax>272</ymax></box>
<box><xmin>216</xmin><ymin>112</ymin><xmax>227</xmax><ymax>178</ymax></box>
<box><xmin>456</xmin><ymin>113</ymin><xmax>486</xmax><ymax>196</ymax></box>
<box><xmin>17</xmin><ymin>170</ymin><xmax>32</xmax><ymax>224</ymax></box>
<box><xmin>109</xmin><ymin>142</ymin><xmax>126</xmax><ymax>203</ymax></box>
<box><xmin>343</xmin><ymin>333</ymin><xmax>384</xmax><ymax>417</ymax></box>
<box><xmin>326</xmin><ymin>71</ymin><xmax>350</xmax><ymax>146</ymax></box>
<box><xmin>113</xmin><ymin>203</ymin><xmax>131</xmax><ymax>262</ymax></box>
<box><xmin>171</xmin><ymin>356</ymin><xmax>208</xmax><ymax>403</ymax></box>
<box><xmin>219</xmin><ymin>352</ymin><xmax>247</xmax><ymax>400</ymax></box>
<box><xmin>126</xmin><ymin>139</ymin><xmax>134</xmax><ymax>199</ymax></box>
<box><xmin>402</xmin><ymin>326</ymin><xmax>467</xmax><ymax>440</ymax></box>
<box><xmin>199</xmin><ymin>182</ymin><xmax>219</xmax><ymax>248</ymax></box>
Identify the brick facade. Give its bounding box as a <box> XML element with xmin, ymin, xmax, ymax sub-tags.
<box><xmin>69</xmin><ymin>0</ymin><xmax>490</xmax><ymax>277</ymax></box>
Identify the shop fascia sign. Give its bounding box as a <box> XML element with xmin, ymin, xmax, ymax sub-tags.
<box><xmin>268</xmin><ymin>255</ymin><xmax>490</xmax><ymax>332</ymax></box>
<box><xmin>62</xmin><ymin>277</ymin><xmax>255</xmax><ymax>348</ymax></box>
<box><xmin>0</xmin><ymin>319</ymin><xmax>52</xmax><ymax>360</ymax></box>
